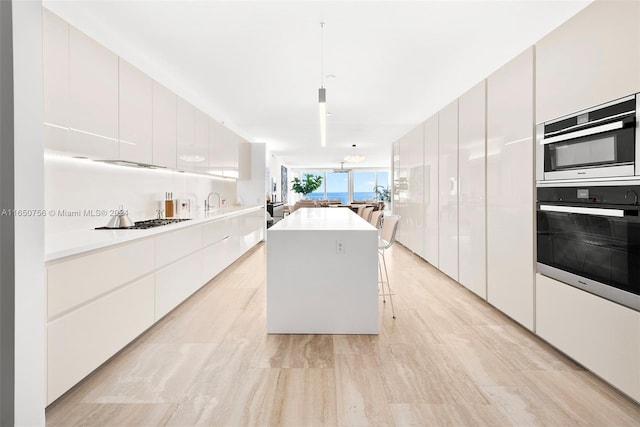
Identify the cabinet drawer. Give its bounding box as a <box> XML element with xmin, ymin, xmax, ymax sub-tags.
<box><xmin>202</xmin><ymin>236</ymin><xmax>234</xmax><ymax>281</ymax></box>
<box><xmin>154</xmin><ymin>225</ymin><xmax>202</xmax><ymax>267</ymax></box>
<box><xmin>155</xmin><ymin>251</ymin><xmax>203</xmax><ymax>320</ymax></box>
<box><xmin>201</xmin><ymin>218</ymin><xmax>231</xmax><ymax>247</ymax></box>
<box><xmin>47</xmin><ymin>274</ymin><xmax>154</xmax><ymax>404</ymax></box>
<box><xmin>47</xmin><ymin>238</ymin><xmax>154</xmax><ymax>319</ymax></box>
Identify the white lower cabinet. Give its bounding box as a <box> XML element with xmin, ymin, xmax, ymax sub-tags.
<box><xmin>239</xmin><ymin>208</ymin><xmax>266</xmax><ymax>250</ymax></box>
<box><xmin>47</xmin><ymin>275</ymin><xmax>154</xmax><ymax>404</ymax></box>
<box><xmin>536</xmin><ymin>274</ymin><xmax>640</xmax><ymax>402</ymax></box>
<box><xmin>202</xmin><ymin>236</ymin><xmax>234</xmax><ymax>282</ymax></box>
<box><xmin>45</xmin><ymin>208</ymin><xmax>264</xmax><ymax>405</ymax></box>
<box><xmin>47</xmin><ymin>238</ymin><xmax>154</xmax><ymax>319</ymax></box>
<box><xmin>155</xmin><ymin>251</ymin><xmax>203</xmax><ymax>320</ymax></box>
<box><xmin>155</xmin><ymin>225</ymin><xmax>202</xmax><ymax>267</ymax></box>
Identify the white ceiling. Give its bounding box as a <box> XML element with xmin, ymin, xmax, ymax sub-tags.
<box><xmin>44</xmin><ymin>0</ymin><xmax>591</xmax><ymax>169</ymax></box>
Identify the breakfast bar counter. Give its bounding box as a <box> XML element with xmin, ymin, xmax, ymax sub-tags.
<box><xmin>266</xmin><ymin>207</ymin><xmax>379</xmax><ymax>334</ymax></box>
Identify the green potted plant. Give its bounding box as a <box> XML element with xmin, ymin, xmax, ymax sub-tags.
<box><xmin>291</xmin><ymin>174</ymin><xmax>323</xmax><ymax>198</ymax></box>
<box><xmin>374</xmin><ymin>185</ymin><xmax>391</xmax><ymax>210</ymax></box>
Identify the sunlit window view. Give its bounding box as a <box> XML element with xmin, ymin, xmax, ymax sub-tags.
<box><xmin>298</xmin><ymin>170</ymin><xmax>390</xmax><ymax>204</ymax></box>
<box><xmin>326</xmin><ymin>172</ymin><xmax>349</xmax><ymax>203</ymax></box>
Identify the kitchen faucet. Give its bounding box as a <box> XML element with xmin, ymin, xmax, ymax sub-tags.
<box><xmin>205</xmin><ymin>192</ymin><xmax>221</xmax><ymax>211</ymax></box>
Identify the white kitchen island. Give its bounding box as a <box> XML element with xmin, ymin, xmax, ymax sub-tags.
<box><xmin>267</xmin><ymin>207</ymin><xmax>379</xmax><ymax>334</ymax></box>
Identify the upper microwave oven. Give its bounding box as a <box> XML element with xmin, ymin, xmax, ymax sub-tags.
<box><xmin>536</xmin><ymin>94</ymin><xmax>639</xmax><ymax>183</ymax></box>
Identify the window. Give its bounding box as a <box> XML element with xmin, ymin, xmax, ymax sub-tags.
<box><xmin>354</xmin><ymin>171</ymin><xmax>389</xmax><ymax>202</ymax></box>
<box><xmin>326</xmin><ymin>172</ymin><xmax>349</xmax><ymax>204</ymax></box>
<box><xmin>353</xmin><ymin>171</ymin><xmax>376</xmax><ymax>201</ymax></box>
<box><xmin>293</xmin><ymin>169</ymin><xmax>390</xmax><ymax>204</ymax></box>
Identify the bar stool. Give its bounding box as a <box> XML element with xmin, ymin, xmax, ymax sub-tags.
<box><xmin>369</xmin><ymin>210</ymin><xmax>383</xmax><ymax>229</ymax></box>
<box><xmin>361</xmin><ymin>206</ymin><xmax>374</xmax><ymax>221</ymax></box>
<box><xmin>378</xmin><ymin>215</ymin><xmax>400</xmax><ymax>319</ymax></box>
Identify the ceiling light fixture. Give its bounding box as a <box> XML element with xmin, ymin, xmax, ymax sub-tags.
<box><xmin>319</xmin><ymin>22</ymin><xmax>326</xmax><ymax>147</ymax></box>
<box><xmin>344</xmin><ymin>144</ymin><xmax>365</xmax><ymax>163</ymax></box>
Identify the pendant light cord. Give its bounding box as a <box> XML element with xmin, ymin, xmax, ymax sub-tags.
<box><xmin>320</xmin><ymin>22</ymin><xmax>324</xmax><ymax>89</ymax></box>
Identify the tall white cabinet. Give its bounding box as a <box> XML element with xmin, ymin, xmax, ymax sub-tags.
<box><xmin>458</xmin><ymin>81</ymin><xmax>486</xmax><ymax>299</ymax></box>
<box><xmin>403</xmin><ymin>125</ymin><xmax>425</xmax><ymax>257</ymax></box>
<box><xmin>394</xmin><ymin>139</ymin><xmax>409</xmax><ymax>246</ymax></box>
<box><xmin>535</xmin><ymin>0</ymin><xmax>640</xmax><ymax>403</ymax></box>
<box><xmin>389</xmin><ymin>0</ymin><xmax>640</xmax><ymax>403</ymax></box>
<box><xmin>423</xmin><ymin>114</ymin><xmax>439</xmax><ymax>267</ymax></box>
<box><xmin>438</xmin><ymin>100</ymin><xmax>459</xmax><ymax>281</ymax></box>
<box><xmin>486</xmin><ymin>47</ymin><xmax>534</xmax><ymax>330</ymax></box>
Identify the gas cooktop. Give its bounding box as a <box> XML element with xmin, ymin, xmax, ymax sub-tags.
<box><xmin>96</xmin><ymin>218</ymin><xmax>190</xmax><ymax>230</ymax></box>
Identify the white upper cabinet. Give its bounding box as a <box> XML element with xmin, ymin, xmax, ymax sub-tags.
<box><xmin>209</xmin><ymin>118</ymin><xmax>239</xmax><ymax>178</ymax></box>
<box><xmin>68</xmin><ymin>26</ymin><xmax>119</xmax><ymax>159</ymax></box>
<box><xmin>487</xmin><ymin>47</ymin><xmax>534</xmax><ymax>330</ymax></box>
<box><xmin>438</xmin><ymin>100</ymin><xmax>459</xmax><ymax>281</ymax></box>
<box><xmin>536</xmin><ymin>0</ymin><xmax>640</xmax><ymax>122</ymax></box>
<box><xmin>176</xmin><ymin>97</ymin><xmax>195</xmax><ymax>171</ymax></box>
<box><xmin>42</xmin><ymin>9</ymin><xmax>69</xmax><ymax>153</ymax></box>
<box><xmin>152</xmin><ymin>81</ymin><xmax>177</xmax><ymax>168</ymax></box>
<box><xmin>458</xmin><ymin>81</ymin><xmax>486</xmax><ymax>299</ymax></box>
<box><xmin>193</xmin><ymin>109</ymin><xmax>209</xmax><ymax>173</ymax></box>
<box><xmin>423</xmin><ymin>114</ymin><xmax>439</xmax><ymax>268</ymax></box>
<box><xmin>118</xmin><ymin>59</ymin><xmax>152</xmax><ymax>164</ymax></box>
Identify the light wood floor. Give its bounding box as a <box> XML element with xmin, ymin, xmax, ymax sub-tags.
<box><xmin>46</xmin><ymin>242</ymin><xmax>640</xmax><ymax>426</ymax></box>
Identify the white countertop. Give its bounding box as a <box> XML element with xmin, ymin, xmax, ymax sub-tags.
<box><xmin>269</xmin><ymin>207</ymin><xmax>376</xmax><ymax>231</ymax></box>
<box><xmin>45</xmin><ymin>205</ymin><xmax>263</xmax><ymax>262</ymax></box>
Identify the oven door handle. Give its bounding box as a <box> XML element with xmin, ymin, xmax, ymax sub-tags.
<box><xmin>542</xmin><ymin>120</ymin><xmax>625</xmax><ymax>145</ymax></box>
<box><xmin>539</xmin><ymin>204</ymin><xmax>624</xmax><ymax>217</ymax></box>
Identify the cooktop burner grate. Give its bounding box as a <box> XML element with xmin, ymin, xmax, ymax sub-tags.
<box><xmin>95</xmin><ymin>218</ymin><xmax>191</xmax><ymax>230</ymax></box>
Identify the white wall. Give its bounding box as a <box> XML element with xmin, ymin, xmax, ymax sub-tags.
<box><xmin>12</xmin><ymin>1</ymin><xmax>46</xmax><ymax>424</ymax></box>
<box><xmin>44</xmin><ymin>155</ymin><xmax>237</xmax><ymax>234</ymax></box>
<box><xmin>268</xmin><ymin>151</ymin><xmax>285</xmax><ymax>203</ymax></box>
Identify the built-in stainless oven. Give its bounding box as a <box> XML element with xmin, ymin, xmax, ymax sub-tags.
<box><xmin>536</xmin><ymin>94</ymin><xmax>639</xmax><ymax>182</ymax></box>
<box><xmin>537</xmin><ymin>182</ymin><xmax>640</xmax><ymax>311</ymax></box>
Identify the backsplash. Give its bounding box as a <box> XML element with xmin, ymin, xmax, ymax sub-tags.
<box><xmin>45</xmin><ymin>154</ymin><xmax>237</xmax><ymax>233</ymax></box>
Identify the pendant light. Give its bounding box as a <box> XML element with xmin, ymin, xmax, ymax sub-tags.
<box><xmin>319</xmin><ymin>22</ymin><xmax>326</xmax><ymax>147</ymax></box>
<box><xmin>344</xmin><ymin>144</ymin><xmax>365</xmax><ymax>163</ymax></box>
